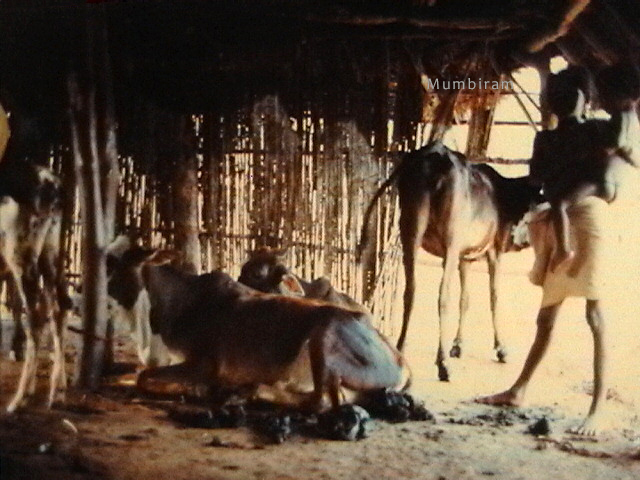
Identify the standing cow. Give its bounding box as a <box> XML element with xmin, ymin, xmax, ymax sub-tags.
<box><xmin>358</xmin><ymin>141</ymin><xmax>541</xmax><ymax>381</ymax></box>
<box><xmin>0</xmin><ymin>159</ymin><xmax>70</xmax><ymax>412</ymax></box>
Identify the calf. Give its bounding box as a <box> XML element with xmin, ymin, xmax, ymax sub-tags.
<box><xmin>107</xmin><ymin>239</ymin><xmax>410</xmax><ymax>411</ymax></box>
<box><xmin>238</xmin><ymin>248</ymin><xmax>366</xmax><ymax>312</ymax></box>
<box><xmin>0</xmin><ymin>159</ymin><xmax>70</xmax><ymax>412</ymax></box>
<box><xmin>358</xmin><ymin>141</ymin><xmax>542</xmax><ymax>381</ymax></box>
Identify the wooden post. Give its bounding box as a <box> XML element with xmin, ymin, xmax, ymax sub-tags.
<box><xmin>428</xmin><ymin>88</ymin><xmax>461</xmax><ymax>143</ymax></box>
<box><xmin>202</xmin><ymin>113</ymin><xmax>223</xmax><ymax>270</ymax></box>
<box><xmin>69</xmin><ymin>6</ymin><xmax>119</xmax><ymax>389</ymax></box>
<box><xmin>466</xmin><ymin>101</ymin><xmax>497</xmax><ymax>158</ymax></box>
<box><xmin>172</xmin><ymin>115</ymin><xmax>201</xmax><ymax>274</ymax></box>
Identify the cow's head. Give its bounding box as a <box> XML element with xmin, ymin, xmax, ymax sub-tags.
<box><xmin>106</xmin><ymin>236</ymin><xmax>177</xmax><ymax>310</ymax></box>
<box><xmin>104</xmin><ymin>236</ymin><xmax>178</xmax><ymax>366</ymax></box>
<box><xmin>238</xmin><ymin>247</ymin><xmax>304</xmax><ymax>296</ymax></box>
<box><xmin>32</xmin><ymin>166</ymin><xmax>62</xmax><ymax>215</ymax></box>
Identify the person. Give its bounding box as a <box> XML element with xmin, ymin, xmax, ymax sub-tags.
<box><xmin>529</xmin><ymin>66</ymin><xmax>639</xmax><ymax>273</ymax></box>
<box><xmin>476</xmin><ymin>64</ymin><xmax>640</xmax><ymax>436</ymax></box>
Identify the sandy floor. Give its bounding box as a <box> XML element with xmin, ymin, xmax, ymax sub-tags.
<box><xmin>1</xmin><ymin>249</ymin><xmax>640</xmax><ymax>480</ymax></box>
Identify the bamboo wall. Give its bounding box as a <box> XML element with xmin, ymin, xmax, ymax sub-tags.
<box><xmin>60</xmin><ymin>98</ymin><xmax>415</xmax><ymax>336</ymax></box>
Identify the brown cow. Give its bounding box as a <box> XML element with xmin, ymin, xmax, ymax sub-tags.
<box><xmin>106</xmin><ymin>240</ymin><xmax>410</xmax><ymax>412</ymax></box>
<box><xmin>0</xmin><ymin>159</ymin><xmax>70</xmax><ymax>412</ymax></box>
<box><xmin>358</xmin><ymin>141</ymin><xmax>542</xmax><ymax>381</ymax></box>
<box><xmin>238</xmin><ymin>248</ymin><xmax>366</xmax><ymax>312</ymax></box>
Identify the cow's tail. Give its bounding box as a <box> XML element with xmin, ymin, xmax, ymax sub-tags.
<box><xmin>313</xmin><ymin>313</ymin><xmax>410</xmax><ymax>392</ymax></box>
<box><xmin>356</xmin><ymin>160</ymin><xmax>408</xmax><ymax>264</ymax></box>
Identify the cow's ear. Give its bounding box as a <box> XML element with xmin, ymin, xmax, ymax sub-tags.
<box><xmin>145</xmin><ymin>249</ymin><xmax>179</xmax><ymax>266</ymax></box>
<box><xmin>279</xmin><ymin>273</ymin><xmax>305</xmax><ymax>297</ymax></box>
<box><xmin>106</xmin><ymin>235</ymin><xmax>133</xmax><ymax>259</ymax></box>
<box><xmin>272</xmin><ymin>247</ymin><xmax>288</xmax><ymax>258</ymax></box>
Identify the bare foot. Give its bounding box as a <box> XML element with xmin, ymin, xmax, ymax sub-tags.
<box><xmin>475</xmin><ymin>389</ymin><xmax>523</xmax><ymax>407</ymax></box>
<box><xmin>568</xmin><ymin>414</ymin><xmax>607</xmax><ymax>436</ymax></box>
<box><xmin>550</xmin><ymin>250</ymin><xmax>575</xmax><ymax>273</ymax></box>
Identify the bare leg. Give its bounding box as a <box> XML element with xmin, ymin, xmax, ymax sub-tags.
<box><xmin>569</xmin><ymin>299</ymin><xmax>609</xmax><ymax>435</ymax></box>
<box><xmin>476</xmin><ymin>302</ymin><xmax>562</xmax><ymax>406</ymax></box>
<box><xmin>450</xmin><ymin>260</ymin><xmax>470</xmax><ymax>358</ymax></box>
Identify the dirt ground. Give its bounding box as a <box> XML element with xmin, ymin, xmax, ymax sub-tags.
<box><xmin>1</xmin><ymin>249</ymin><xmax>640</xmax><ymax>480</ymax></box>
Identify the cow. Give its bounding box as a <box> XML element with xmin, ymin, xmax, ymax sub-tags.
<box><xmin>0</xmin><ymin>159</ymin><xmax>71</xmax><ymax>412</ymax></box>
<box><xmin>238</xmin><ymin>248</ymin><xmax>366</xmax><ymax>312</ymax></box>
<box><xmin>357</xmin><ymin>141</ymin><xmax>542</xmax><ymax>382</ymax></box>
<box><xmin>106</xmin><ymin>238</ymin><xmax>410</xmax><ymax>412</ymax></box>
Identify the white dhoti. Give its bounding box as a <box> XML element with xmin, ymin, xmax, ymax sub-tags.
<box><xmin>528</xmin><ymin>186</ymin><xmax>639</xmax><ymax>307</ymax></box>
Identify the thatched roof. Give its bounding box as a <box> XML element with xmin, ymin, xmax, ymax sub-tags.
<box><xmin>0</xmin><ymin>0</ymin><xmax>638</xmax><ymax>150</ymax></box>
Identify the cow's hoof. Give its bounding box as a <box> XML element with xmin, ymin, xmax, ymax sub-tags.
<box><xmin>9</xmin><ymin>349</ymin><xmax>24</xmax><ymax>362</ymax></box>
<box><xmin>317</xmin><ymin>404</ymin><xmax>372</xmax><ymax>441</ymax></box>
<box><xmin>449</xmin><ymin>345</ymin><xmax>462</xmax><ymax>358</ymax></box>
<box><xmin>258</xmin><ymin>414</ymin><xmax>292</xmax><ymax>444</ymax></box>
<box><xmin>360</xmin><ymin>388</ymin><xmax>410</xmax><ymax>422</ymax></box>
<box><xmin>361</xmin><ymin>390</ymin><xmax>435</xmax><ymax>423</ymax></box>
<box><xmin>495</xmin><ymin>347</ymin><xmax>508</xmax><ymax>363</ymax></box>
<box><xmin>437</xmin><ymin>364</ymin><xmax>450</xmax><ymax>382</ymax></box>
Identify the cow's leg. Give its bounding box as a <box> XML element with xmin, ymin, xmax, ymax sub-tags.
<box><xmin>7</xmin><ymin>266</ymin><xmax>41</xmax><ymax>413</ymax></box>
<box><xmin>39</xmin><ymin>238</ymin><xmax>70</xmax><ymax>407</ymax></box>
<box><xmin>253</xmin><ymin>383</ymin><xmax>316</xmax><ymax>408</ymax></box>
<box><xmin>487</xmin><ymin>250</ymin><xmax>507</xmax><ymax>362</ymax></box>
<box><xmin>147</xmin><ymin>333</ymin><xmax>171</xmax><ymax>367</ymax></box>
<box><xmin>396</xmin><ymin>196</ymin><xmax>430</xmax><ymax>351</ymax></box>
<box><xmin>133</xmin><ymin>292</ymin><xmax>152</xmax><ymax>365</ymax></box>
<box><xmin>450</xmin><ymin>260</ymin><xmax>470</xmax><ymax>358</ymax></box>
<box><xmin>437</xmin><ymin>248</ymin><xmax>460</xmax><ymax>381</ymax></box>
<box><xmin>7</xmin><ymin>280</ymin><xmax>26</xmax><ymax>361</ymax></box>
<box><xmin>304</xmin><ymin>328</ymin><xmax>338</xmax><ymax>412</ymax></box>
<box><xmin>47</xmin><ymin>304</ymin><xmax>68</xmax><ymax>407</ymax></box>
<box><xmin>137</xmin><ymin>361</ymin><xmax>208</xmax><ymax>396</ymax></box>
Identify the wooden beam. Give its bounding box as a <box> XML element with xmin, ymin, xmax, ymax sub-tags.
<box><xmin>526</xmin><ymin>0</ymin><xmax>591</xmax><ymax>52</ymax></box>
<box><xmin>305</xmin><ymin>14</ymin><xmax>525</xmax><ymax>31</ymax></box>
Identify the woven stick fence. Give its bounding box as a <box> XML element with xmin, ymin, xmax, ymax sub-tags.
<box><xmin>53</xmin><ymin>98</ymin><xmax>413</xmax><ymax>336</ymax></box>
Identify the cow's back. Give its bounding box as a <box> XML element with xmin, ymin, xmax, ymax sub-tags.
<box><xmin>400</xmin><ymin>146</ymin><xmax>500</xmax><ymax>259</ymax></box>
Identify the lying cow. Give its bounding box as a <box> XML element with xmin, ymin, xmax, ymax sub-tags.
<box><xmin>0</xmin><ymin>158</ymin><xmax>70</xmax><ymax>412</ymax></box>
<box><xmin>358</xmin><ymin>141</ymin><xmax>542</xmax><ymax>381</ymax></box>
<box><xmin>106</xmin><ymin>238</ymin><xmax>410</xmax><ymax>411</ymax></box>
<box><xmin>238</xmin><ymin>248</ymin><xmax>366</xmax><ymax>312</ymax></box>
